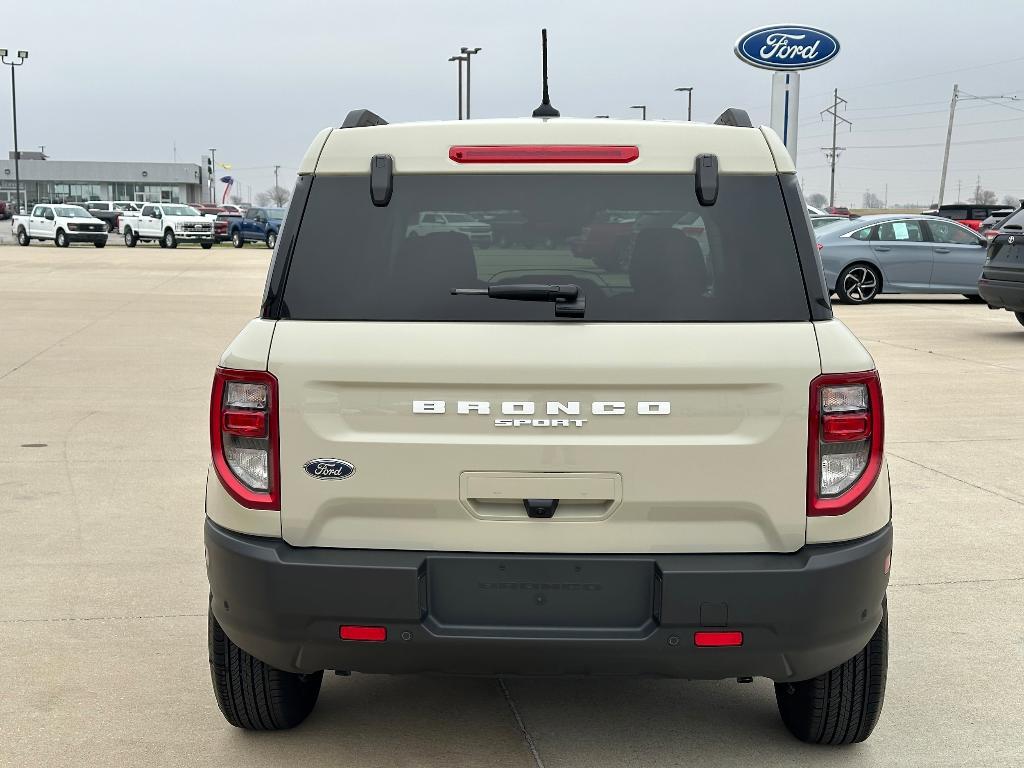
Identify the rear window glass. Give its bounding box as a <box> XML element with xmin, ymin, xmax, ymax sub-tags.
<box><xmin>279</xmin><ymin>174</ymin><xmax>810</xmax><ymax>322</ymax></box>
<box><xmin>999</xmin><ymin>208</ymin><xmax>1024</xmax><ymax>228</ymax></box>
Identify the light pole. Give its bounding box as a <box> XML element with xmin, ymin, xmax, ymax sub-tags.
<box><xmin>674</xmin><ymin>87</ymin><xmax>693</xmax><ymax>121</ymax></box>
<box><xmin>630</xmin><ymin>105</ymin><xmax>647</xmax><ymax>120</ymax></box>
<box><xmin>448</xmin><ymin>55</ymin><xmax>467</xmax><ymax>119</ymax></box>
<box><xmin>208</xmin><ymin>148</ymin><xmax>217</xmax><ymax>204</ymax></box>
<box><xmin>0</xmin><ymin>49</ymin><xmax>28</xmax><ymax>213</ymax></box>
<box><xmin>460</xmin><ymin>47</ymin><xmax>481</xmax><ymax>119</ymax></box>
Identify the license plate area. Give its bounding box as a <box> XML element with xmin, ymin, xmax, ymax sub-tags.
<box><xmin>426</xmin><ymin>555</ymin><xmax>656</xmax><ymax>638</ymax></box>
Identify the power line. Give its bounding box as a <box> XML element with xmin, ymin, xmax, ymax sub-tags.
<box><xmin>801</xmin><ymin>54</ymin><xmax>1024</xmax><ymax>99</ymax></box>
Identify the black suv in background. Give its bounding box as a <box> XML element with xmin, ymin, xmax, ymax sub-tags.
<box><xmin>978</xmin><ymin>206</ymin><xmax>1024</xmax><ymax>328</ymax></box>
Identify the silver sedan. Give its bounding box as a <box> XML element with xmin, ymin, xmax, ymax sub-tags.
<box><xmin>815</xmin><ymin>214</ymin><xmax>988</xmax><ymax>304</ymax></box>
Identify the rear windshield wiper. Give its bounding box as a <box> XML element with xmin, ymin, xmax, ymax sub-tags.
<box><xmin>451</xmin><ymin>284</ymin><xmax>585</xmax><ymax>318</ymax></box>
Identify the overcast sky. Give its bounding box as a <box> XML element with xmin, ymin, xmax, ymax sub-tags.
<box><xmin>6</xmin><ymin>0</ymin><xmax>1024</xmax><ymax>207</ymax></box>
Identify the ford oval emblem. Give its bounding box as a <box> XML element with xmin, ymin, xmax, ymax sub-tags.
<box><xmin>303</xmin><ymin>458</ymin><xmax>356</xmax><ymax>480</ymax></box>
<box><xmin>735</xmin><ymin>25</ymin><xmax>840</xmax><ymax>71</ymax></box>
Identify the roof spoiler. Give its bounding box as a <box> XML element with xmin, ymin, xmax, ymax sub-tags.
<box><xmin>713</xmin><ymin>108</ymin><xmax>753</xmax><ymax>128</ymax></box>
<box><xmin>341</xmin><ymin>109</ymin><xmax>388</xmax><ymax>129</ymax></box>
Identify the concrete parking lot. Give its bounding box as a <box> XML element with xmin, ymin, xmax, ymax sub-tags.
<box><xmin>1</xmin><ymin>241</ymin><xmax>1021</xmax><ymax>767</ymax></box>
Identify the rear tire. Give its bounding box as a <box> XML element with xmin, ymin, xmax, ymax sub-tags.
<box><xmin>16</xmin><ymin>227</ymin><xmax>29</xmax><ymax>246</ymax></box>
<box><xmin>775</xmin><ymin>600</ymin><xmax>888</xmax><ymax>745</ymax></box>
<box><xmin>266</xmin><ymin>231</ymin><xmax>277</xmax><ymax>249</ymax></box>
<box><xmin>94</xmin><ymin>241</ymin><xmax>106</xmax><ymax>248</ymax></box>
<box><xmin>208</xmin><ymin>607</ymin><xmax>322</xmax><ymax>730</ymax></box>
<box><xmin>232</xmin><ymin>231</ymin><xmax>244</xmax><ymax>248</ymax></box>
<box><xmin>836</xmin><ymin>263</ymin><xmax>881</xmax><ymax>304</ymax></box>
<box><xmin>105</xmin><ymin>220</ymin><xmax>115</xmax><ymax>233</ymax></box>
<box><xmin>55</xmin><ymin>229</ymin><xmax>69</xmax><ymax>248</ymax></box>
<box><xmin>124</xmin><ymin>228</ymin><xmax>138</xmax><ymax>248</ymax></box>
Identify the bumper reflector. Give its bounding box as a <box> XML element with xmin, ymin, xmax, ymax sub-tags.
<box><xmin>694</xmin><ymin>630</ymin><xmax>744</xmax><ymax>647</ymax></box>
<box><xmin>340</xmin><ymin>625</ymin><xmax>387</xmax><ymax>642</ymax></box>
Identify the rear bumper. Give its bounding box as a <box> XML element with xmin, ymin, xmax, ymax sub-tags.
<box><xmin>205</xmin><ymin>519</ymin><xmax>892</xmax><ymax>681</ymax></box>
<box><xmin>978</xmin><ymin>276</ymin><xmax>1024</xmax><ymax>311</ymax></box>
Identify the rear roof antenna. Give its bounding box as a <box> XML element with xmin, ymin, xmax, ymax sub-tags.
<box><xmin>532</xmin><ymin>29</ymin><xmax>560</xmax><ymax>118</ymax></box>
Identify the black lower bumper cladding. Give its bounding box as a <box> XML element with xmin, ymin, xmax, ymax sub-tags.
<box><xmin>205</xmin><ymin>519</ymin><xmax>892</xmax><ymax>682</ymax></box>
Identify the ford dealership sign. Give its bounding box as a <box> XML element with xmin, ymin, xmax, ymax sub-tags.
<box><xmin>735</xmin><ymin>25</ymin><xmax>840</xmax><ymax>71</ymax></box>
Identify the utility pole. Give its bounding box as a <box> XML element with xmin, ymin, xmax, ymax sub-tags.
<box><xmin>937</xmin><ymin>87</ymin><xmax>1019</xmax><ymax>206</ymax></box>
<box><xmin>820</xmin><ymin>89</ymin><xmax>851</xmax><ymax>209</ymax></box>
<box><xmin>208</xmin><ymin>148</ymin><xmax>217</xmax><ymax>205</ymax></box>
<box><xmin>273</xmin><ymin>165</ymin><xmax>280</xmax><ymax>191</ymax></box>
<box><xmin>937</xmin><ymin>84</ymin><xmax>958</xmax><ymax>207</ymax></box>
<box><xmin>957</xmin><ymin>179</ymin><xmax>962</xmax><ymax>202</ymax></box>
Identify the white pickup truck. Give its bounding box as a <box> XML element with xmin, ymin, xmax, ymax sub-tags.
<box><xmin>12</xmin><ymin>204</ymin><xmax>108</xmax><ymax>247</ymax></box>
<box><xmin>120</xmin><ymin>203</ymin><xmax>215</xmax><ymax>249</ymax></box>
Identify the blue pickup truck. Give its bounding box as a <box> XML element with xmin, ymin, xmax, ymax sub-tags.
<box><xmin>229</xmin><ymin>207</ymin><xmax>286</xmax><ymax>248</ymax></box>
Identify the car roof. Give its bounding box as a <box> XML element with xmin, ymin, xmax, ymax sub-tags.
<box><xmin>302</xmin><ymin>118</ymin><xmax>794</xmax><ymax>176</ymax></box>
<box><xmin>816</xmin><ymin>213</ymin><xmax>979</xmax><ymax>239</ymax></box>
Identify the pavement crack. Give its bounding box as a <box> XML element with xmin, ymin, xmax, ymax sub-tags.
<box><xmin>890</xmin><ymin>576</ymin><xmax>1024</xmax><ymax>588</ymax></box>
<box><xmin>0</xmin><ymin>612</ymin><xmax>204</xmax><ymax>624</ymax></box>
<box><xmin>887</xmin><ymin>451</ymin><xmax>1024</xmax><ymax>506</ymax></box>
<box><xmin>498</xmin><ymin>678</ymin><xmax>545</xmax><ymax>768</ymax></box>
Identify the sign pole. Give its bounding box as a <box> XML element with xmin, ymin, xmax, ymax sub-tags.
<box><xmin>770</xmin><ymin>71</ymin><xmax>800</xmax><ymax>165</ymax></box>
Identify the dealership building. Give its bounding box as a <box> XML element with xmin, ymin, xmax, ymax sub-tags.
<box><xmin>0</xmin><ymin>154</ymin><xmax>209</xmax><ymax>212</ymax></box>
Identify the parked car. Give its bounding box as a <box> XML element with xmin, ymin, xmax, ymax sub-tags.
<box><xmin>12</xmin><ymin>204</ymin><xmax>108</xmax><ymax>247</ymax></box>
<box><xmin>84</xmin><ymin>200</ymin><xmax>142</xmax><ymax>232</ymax></box>
<box><xmin>193</xmin><ymin>204</ymin><xmax>227</xmax><ymax>216</ymax></box>
<box><xmin>978</xmin><ymin>209</ymin><xmax>1014</xmax><ymax>239</ymax></box>
<box><xmin>406</xmin><ymin>210</ymin><xmax>493</xmax><ymax>246</ymax></box>
<box><xmin>205</xmin><ymin>108</ymin><xmax>892</xmax><ymax>745</ymax></box>
<box><xmin>978</xmin><ymin>206</ymin><xmax>1024</xmax><ymax>328</ymax></box>
<box><xmin>0</xmin><ymin>200</ymin><xmax>10</xmax><ymax>220</ymax></box>
<box><xmin>810</xmin><ymin>215</ymin><xmax>847</xmax><ymax>230</ymax></box>
<box><xmin>926</xmin><ymin>203</ymin><xmax>1010</xmax><ymax>232</ymax></box>
<box><xmin>229</xmin><ymin>206</ymin><xmax>286</xmax><ymax>248</ymax></box>
<box><xmin>825</xmin><ymin>206</ymin><xmax>852</xmax><ymax>217</ymax></box>
<box><xmin>815</xmin><ymin>214</ymin><xmax>988</xmax><ymax>303</ymax></box>
<box><xmin>120</xmin><ymin>203</ymin><xmax>215</xmax><ymax>249</ymax></box>
<box><xmin>806</xmin><ymin>204</ymin><xmax>826</xmax><ymax>216</ymax></box>
<box><xmin>220</xmin><ymin>204</ymin><xmax>246</xmax><ymax>216</ymax></box>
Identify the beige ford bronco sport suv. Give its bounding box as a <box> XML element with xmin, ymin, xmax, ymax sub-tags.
<box><xmin>205</xmin><ymin>107</ymin><xmax>892</xmax><ymax>744</ymax></box>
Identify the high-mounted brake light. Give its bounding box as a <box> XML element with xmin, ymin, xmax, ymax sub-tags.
<box><xmin>210</xmin><ymin>367</ymin><xmax>279</xmax><ymax>510</ymax></box>
<box><xmin>808</xmin><ymin>371</ymin><xmax>884</xmax><ymax>517</ymax></box>
<box><xmin>449</xmin><ymin>145</ymin><xmax>639</xmax><ymax>164</ymax></box>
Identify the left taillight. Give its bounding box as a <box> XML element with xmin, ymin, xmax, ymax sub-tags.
<box><xmin>210</xmin><ymin>367</ymin><xmax>279</xmax><ymax>510</ymax></box>
<box><xmin>808</xmin><ymin>370</ymin><xmax>884</xmax><ymax>517</ymax></box>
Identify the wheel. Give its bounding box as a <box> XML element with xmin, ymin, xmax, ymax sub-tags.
<box><xmin>232</xmin><ymin>231</ymin><xmax>244</xmax><ymax>248</ymax></box>
<box><xmin>836</xmin><ymin>263</ymin><xmax>881</xmax><ymax>304</ymax></box>
<box><xmin>94</xmin><ymin>241</ymin><xmax>106</xmax><ymax>249</ymax></box>
<box><xmin>266</xmin><ymin>231</ymin><xmax>277</xmax><ymax>249</ymax></box>
<box><xmin>963</xmin><ymin>294</ymin><xmax>985</xmax><ymax>303</ymax></box>
<box><xmin>55</xmin><ymin>229</ymin><xmax>69</xmax><ymax>248</ymax></box>
<box><xmin>1015</xmin><ymin>312</ymin><xmax>1024</xmax><ymax>328</ymax></box>
<box><xmin>775</xmin><ymin>600</ymin><xmax>888</xmax><ymax>745</ymax></box>
<box><xmin>105</xmin><ymin>220</ymin><xmax>115</xmax><ymax>233</ymax></box>
<box><xmin>201</xmin><ymin>242</ymin><xmax>213</xmax><ymax>250</ymax></box>
<box><xmin>16</xmin><ymin>227</ymin><xmax>29</xmax><ymax>246</ymax></box>
<box><xmin>208</xmin><ymin>607</ymin><xmax>322</xmax><ymax>730</ymax></box>
<box><xmin>124</xmin><ymin>228</ymin><xmax>137</xmax><ymax>248</ymax></box>
<box><xmin>163</xmin><ymin>229</ymin><xmax>177</xmax><ymax>249</ymax></box>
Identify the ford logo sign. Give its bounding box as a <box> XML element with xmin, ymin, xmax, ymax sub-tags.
<box><xmin>735</xmin><ymin>25</ymin><xmax>839</xmax><ymax>71</ymax></box>
<box><xmin>303</xmin><ymin>458</ymin><xmax>356</xmax><ymax>480</ymax></box>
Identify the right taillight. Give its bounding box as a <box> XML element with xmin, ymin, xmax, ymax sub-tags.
<box><xmin>210</xmin><ymin>367</ymin><xmax>279</xmax><ymax>510</ymax></box>
<box><xmin>808</xmin><ymin>371</ymin><xmax>884</xmax><ymax>516</ymax></box>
